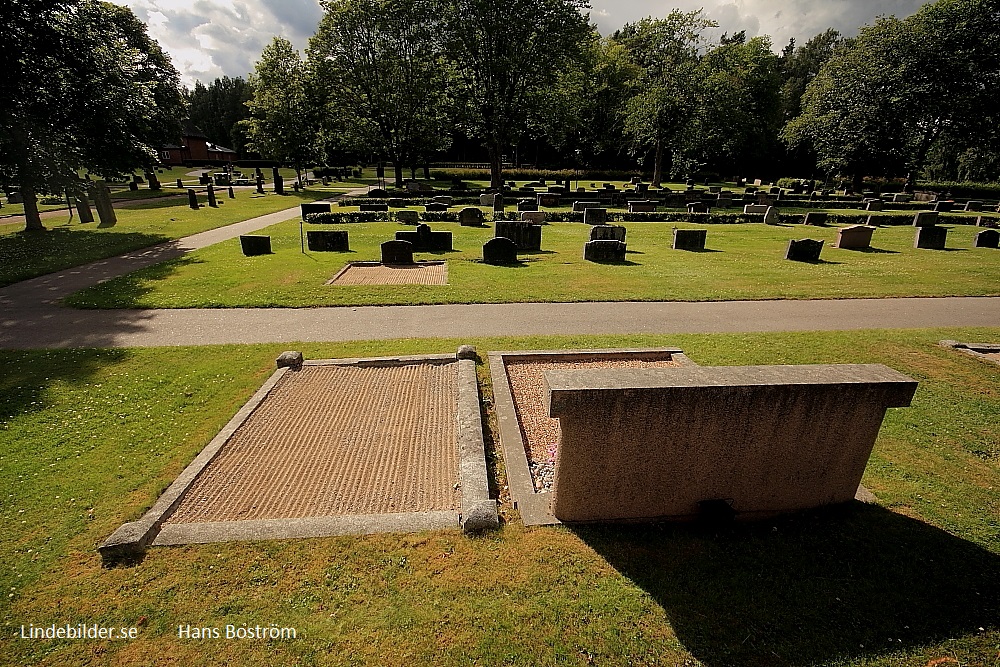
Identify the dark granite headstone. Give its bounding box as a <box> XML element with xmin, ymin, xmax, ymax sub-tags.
<box><xmin>395</xmin><ymin>223</ymin><xmax>452</xmax><ymax>251</ymax></box>
<box><xmin>785</xmin><ymin>238</ymin><xmax>824</xmax><ymax>262</ymax></box>
<box><xmin>913</xmin><ymin>211</ymin><xmax>939</xmax><ymax>227</ymax></box>
<box><xmin>128</xmin><ymin>181</ymin><xmax>138</xmax><ymax>191</ymax></box>
<box><xmin>228</xmin><ymin>186</ymin><xmax>235</xmax><ymax>199</ymax></box>
<box><xmin>388</xmin><ymin>198</ymin><xmax>405</xmax><ymax>208</ymax></box>
<box><xmin>933</xmin><ymin>200</ymin><xmax>953</xmax><ymax>212</ymax></box>
<box><xmin>584</xmin><ymin>240</ymin><xmax>627</xmax><ymax>262</ymax></box>
<box><xmin>974</xmin><ymin>229</ymin><xmax>999</xmax><ymax>248</ymax></box>
<box><xmin>207</xmin><ymin>184</ymin><xmax>218</xmax><ymax>207</ymax></box>
<box><xmin>359</xmin><ymin>203</ymin><xmax>388</xmax><ymax>212</ymax></box>
<box><xmin>915</xmin><ymin>225</ymin><xmax>948</xmax><ymax>249</ymax></box>
<box><xmin>301</xmin><ymin>202</ymin><xmax>332</xmax><ymax>220</ymax></box>
<box><xmin>590</xmin><ymin>225</ymin><xmax>626</xmax><ymax>242</ymax></box>
<box><xmin>836</xmin><ymin>225</ymin><xmax>874</xmax><ymax>249</ymax></box>
<box><xmin>256</xmin><ymin>176</ymin><xmax>265</xmax><ymax>194</ymax></box>
<box><xmin>483</xmin><ymin>237</ymin><xmax>518</xmax><ymax>264</ymax></box>
<box><xmin>459</xmin><ymin>207</ymin><xmax>485</xmax><ymax>226</ymax></box>
<box><xmin>583</xmin><ymin>208</ymin><xmax>608</xmax><ymax>225</ymax></box>
<box><xmin>272</xmin><ymin>168</ymin><xmax>284</xmax><ymax>195</ymax></box>
<box><xmin>396</xmin><ymin>210</ymin><xmax>419</xmax><ymax>224</ymax></box>
<box><xmin>628</xmin><ymin>200</ymin><xmax>657</xmax><ymax>213</ymax></box>
<box><xmin>686</xmin><ymin>202</ymin><xmax>709</xmax><ymax>214</ymax></box>
<box><xmin>494</xmin><ymin>220</ymin><xmax>541</xmax><ymax>251</ymax></box>
<box><xmin>673</xmin><ymin>228</ymin><xmax>707</xmax><ymax>251</ymax></box>
<box><xmin>536</xmin><ymin>193</ymin><xmax>560</xmax><ymax>207</ymax></box>
<box><xmin>803</xmin><ymin>212</ymin><xmax>828</xmax><ymax>226</ymax></box>
<box><xmin>176</xmin><ymin>178</ymin><xmax>183</xmax><ymax>189</ymax></box>
<box><xmin>965</xmin><ymin>200</ymin><xmax>983</xmax><ymax>212</ymax></box>
<box><xmin>572</xmin><ymin>201</ymin><xmax>600</xmax><ymax>212</ymax></box>
<box><xmin>187</xmin><ymin>189</ymin><xmax>199</xmax><ymax>210</ymax></box>
<box><xmin>381</xmin><ymin>239</ymin><xmax>414</xmax><ymax>264</ymax></box>
<box><xmin>240</xmin><ymin>235</ymin><xmax>271</xmax><ymax>256</ymax></box>
<box><xmin>74</xmin><ymin>192</ymin><xmax>94</xmax><ymax>224</ymax></box>
<box><xmin>517</xmin><ymin>199</ymin><xmax>538</xmax><ymax>212</ymax></box>
<box><xmin>423</xmin><ymin>203</ymin><xmax>447</xmax><ymax>212</ymax></box>
<box><xmin>307</xmin><ymin>230</ymin><xmax>349</xmax><ymax>252</ymax></box>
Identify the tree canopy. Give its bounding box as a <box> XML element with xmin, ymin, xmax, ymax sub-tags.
<box><xmin>0</xmin><ymin>0</ymin><xmax>184</xmax><ymax>230</ymax></box>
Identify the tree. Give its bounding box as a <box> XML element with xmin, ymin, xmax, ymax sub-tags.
<box><xmin>309</xmin><ymin>0</ymin><xmax>451</xmax><ymax>185</ymax></box>
<box><xmin>778</xmin><ymin>29</ymin><xmax>841</xmax><ymax>123</ymax></box>
<box><xmin>784</xmin><ymin>0</ymin><xmax>1000</xmax><ymax>189</ymax></box>
<box><xmin>185</xmin><ymin>76</ymin><xmax>254</xmax><ymax>156</ymax></box>
<box><xmin>0</xmin><ymin>0</ymin><xmax>184</xmax><ymax>231</ymax></box>
<box><xmin>615</xmin><ymin>11</ymin><xmax>716</xmax><ymax>185</ymax></box>
<box><xmin>243</xmin><ymin>37</ymin><xmax>323</xmax><ymax>186</ymax></box>
<box><xmin>440</xmin><ymin>0</ymin><xmax>592</xmax><ymax>189</ymax></box>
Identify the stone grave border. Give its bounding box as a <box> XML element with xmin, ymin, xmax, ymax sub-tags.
<box><xmin>100</xmin><ymin>350</ymin><xmax>496</xmax><ymax>565</ymax></box>
<box><xmin>939</xmin><ymin>340</ymin><xmax>1000</xmax><ymax>366</ymax></box>
<box><xmin>326</xmin><ymin>260</ymin><xmax>447</xmax><ymax>285</ymax></box>
<box><xmin>487</xmin><ymin>347</ymin><xmax>695</xmax><ymax>526</ymax></box>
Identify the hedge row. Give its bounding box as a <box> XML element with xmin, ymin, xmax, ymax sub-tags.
<box><xmin>306</xmin><ymin>211</ymin><xmax>462</xmax><ymax>224</ymax></box>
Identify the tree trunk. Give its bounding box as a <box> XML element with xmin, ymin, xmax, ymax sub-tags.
<box><xmin>393</xmin><ymin>162</ymin><xmax>403</xmax><ymax>188</ymax></box>
<box><xmin>488</xmin><ymin>145</ymin><xmax>503</xmax><ymax>191</ymax></box>
<box><xmin>851</xmin><ymin>173</ymin><xmax>863</xmax><ymax>193</ymax></box>
<box><xmin>423</xmin><ymin>163</ymin><xmax>430</xmax><ymax>180</ymax></box>
<box><xmin>295</xmin><ymin>164</ymin><xmax>302</xmax><ymax>188</ymax></box>
<box><xmin>651</xmin><ymin>139</ymin><xmax>663</xmax><ymax>187</ymax></box>
<box><xmin>21</xmin><ymin>185</ymin><xmax>44</xmax><ymax>232</ymax></box>
<box><xmin>410</xmin><ymin>165</ymin><xmax>416</xmax><ymax>180</ymax></box>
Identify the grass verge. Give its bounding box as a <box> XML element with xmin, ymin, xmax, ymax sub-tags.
<box><xmin>66</xmin><ymin>218</ymin><xmax>1000</xmax><ymax>308</ymax></box>
<box><xmin>1</xmin><ymin>328</ymin><xmax>998</xmax><ymax>666</ymax></box>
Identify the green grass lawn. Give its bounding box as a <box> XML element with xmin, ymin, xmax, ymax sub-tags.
<box><xmin>1</xmin><ymin>328</ymin><xmax>997</xmax><ymax>666</ymax></box>
<box><xmin>66</xmin><ymin>216</ymin><xmax>1000</xmax><ymax>309</ymax></box>
<box><xmin>0</xmin><ymin>189</ymin><xmax>348</xmax><ymax>288</ymax></box>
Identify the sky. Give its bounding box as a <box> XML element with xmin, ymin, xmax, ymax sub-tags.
<box><xmin>110</xmin><ymin>0</ymin><xmax>929</xmax><ymax>88</ymax></box>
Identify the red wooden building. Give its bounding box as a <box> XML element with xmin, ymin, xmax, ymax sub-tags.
<box><xmin>160</xmin><ymin>121</ymin><xmax>236</xmax><ymax>166</ymax></box>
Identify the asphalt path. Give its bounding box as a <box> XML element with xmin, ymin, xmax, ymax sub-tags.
<box><xmin>2</xmin><ymin>197</ymin><xmax>998</xmax><ymax>349</ymax></box>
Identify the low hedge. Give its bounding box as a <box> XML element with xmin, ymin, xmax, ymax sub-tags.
<box><xmin>306</xmin><ymin>211</ymin><xmax>462</xmax><ymax>224</ymax></box>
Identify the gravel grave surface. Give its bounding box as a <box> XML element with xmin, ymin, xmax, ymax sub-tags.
<box><xmin>329</xmin><ymin>263</ymin><xmax>448</xmax><ymax>285</ymax></box>
<box><xmin>504</xmin><ymin>357</ymin><xmax>681</xmax><ymax>492</ymax></box>
<box><xmin>167</xmin><ymin>362</ymin><xmax>459</xmax><ymax>523</ymax></box>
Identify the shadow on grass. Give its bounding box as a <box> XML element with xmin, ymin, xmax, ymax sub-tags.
<box><xmin>675</xmin><ymin>248</ymin><xmax>723</xmax><ymax>253</ymax></box>
<box><xmin>839</xmin><ymin>246</ymin><xmax>900</xmax><ymax>254</ymax></box>
<box><xmin>574</xmin><ymin>503</ymin><xmax>1000</xmax><ymax>667</ymax></box>
<box><xmin>65</xmin><ymin>255</ymin><xmax>203</xmax><ymax>309</ymax></box>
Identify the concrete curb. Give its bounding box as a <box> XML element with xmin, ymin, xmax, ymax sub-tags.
<box><xmin>98</xmin><ymin>365</ymin><xmax>290</xmax><ymax>565</ymax></box>
<box><xmin>487</xmin><ymin>347</ymin><xmax>693</xmax><ymax>526</ymax></box>
<box><xmin>939</xmin><ymin>339</ymin><xmax>1000</xmax><ymax>366</ymax></box>
<box><xmin>457</xmin><ymin>348</ymin><xmax>499</xmax><ymax>532</ymax></box>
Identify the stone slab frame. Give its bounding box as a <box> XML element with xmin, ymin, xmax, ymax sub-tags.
<box><xmin>99</xmin><ymin>350</ymin><xmax>496</xmax><ymax>565</ymax></box>
<box><xmin>487</xmin><ymin>348</ymin><xmax>696</xmax><ymax>526</ymax></box>
<box><xmin>544</xmin><ymin>364</ymin><xmax>917</xmax><ymax>524</ymax></box>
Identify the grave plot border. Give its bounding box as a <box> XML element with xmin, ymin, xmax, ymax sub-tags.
<box><xmin>99</xmin><ymin>350</ymin><xmax>495</xmax><ymax>565</ymax></box>
<box><xmin>487</xmin><ymin>347</ymin><xmax>695</xmax><ymax>526</ymax></box>
<box><xmin>325</xmin><ymin>260</ymin><xmax>447</xmax><ymax>285</ymax></box>
<box><xmin>939</xmin><ymin>340</ymin><xmax>1000</xmax><ymax>366</ymax></box>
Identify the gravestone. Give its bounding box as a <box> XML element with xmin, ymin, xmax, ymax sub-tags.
<box><xmin>686</xmin><ymin>202</ymin><xmax>709</xmax><ymax>214</ymax></box>
<box><xmin>381</xmin><ymin>239</ymin><xmax>415</xmax><ymax>264</ymax></box>
<box><xmin>128</xmin><ymin>181</ymin><xmax>138</xmax><ymax>191</ymax></box>
<box><xmin>89</xmin><ymin>181</ymin><xmax>116</xmax><ymax>224</ymax></box>
<box><xmin>256</xmin><ymin>176</ymin><xmax>265</xmax><ymax>194</ymax></box>
<box><xmin>301</xmin><ymin>202</ymin><xmax>332</xmax><ymax>220</ymax></box>
<box><xmin>583</xmin><ymin>208</ymin><xmax>608</xmax><ymax>225</ymax></box>
<box><xmin>709</xmin><ymin>185</ymin><xmax>721</xmax><ymax>194</ymax></box>
<box><xmin>977</xmin><ymin>215</ymin><xmax>999</xmax><ymax>228</ymax></box>
<box><xmin>915</xmin><ymin>225</ymin><xmax>948</xmax><ymax>249</ymax></box>
<box><xmin>482</xmin><ymin>237</ymin><xmax>518</xmax><ymax>264</ymax></box>
<box><xmin>459</xmin><ymin>207</ymin><xmax>485</xmax><ymax>226</ymax></box>
<box><xmin>176</xmin><ymin>179</ymin><xmax>183</xmax><ymax>189</ymax></box>
<box><xmin>187</xmin><ymin>189</ymin><xmax>199</xmax><ymax>210</ymax></box>
<box><xmin>672</xmin><ymin>228</ymin><xmax>707</xmax><ymax>251</ymax></box>
<box><xmin>361</xmin><ymin>204</ymin><xmax>390</xmax><ymax>212</ymax></box>
<box><xmin>423</xmin><ymin>203</ymin><xmax>447</xmax><ymax>212</ymax></box>
<box><xmin>480</xmin><ymin>193</ymin><xmax>496</xmax><ymax>206</ymax></box>
<box><xmin>432</xmin><ymin>195</ymin><xmax>452</xmax><ymax>206</ymax></box>
<box><xmin>493</xmin><ymin>195</ymin><xmax>505</xmax><ymax>213</ymax></box>
<box><xmin>786</xmin><ymin>238</ymin><xmax>824</xmax><ymax>262</ymax></box>
<box><xmin>199</xmin><ymin>174</ymin><xmax>211</xmax><ymax>186</ymax></box>
<box><xmin>396</xmin><ymin>210</ymin><xmax>419</xmax><ymax>224</ymax></box>
<box><xmin>74</xmin><ymin>192</ymin><xmax>95</xmax><ymax>224</ymax></box>
<box><xmin>272</xmin><ymin>168</ymin><xmax>284</xmax><ymax>195</ymax></box>
<box><xmin>207</xmin><ymin>184</ymin><xmax>218</xmax><ymax>208</ymax></box>
<box><xmin>630</xmin><ymin>176</ymin><xmax>642</xmax><ymax>184</ymax></box>
<box><xmin>604</xmin><ymin>183</ymin><xmax>616</xmax><ymax>191</ymax></box>
<box><xmin>892</xmin><ymin>193</ymin><xmax>913</xmax><ymax>202</ymax></box>
<box><xmin>864</xmin><ymin>199</ymin><xmax>883</xmax><ymax>211</ymax></box>
<box><xmin>913</xmin><ymin>211</ymin><xmax>939</xmax><ymax>227</ymax></box>
<box><xmin>584</xmin><ymin>240</ymin><xmax>627</xmax><ymax>263</ymax></box>
<box><xmin>495</xmin><ymin>220</ymin><xmax>541</xmax><ymax>251</ymax></box>
<box><xmin>536</xmin><ymin>193</ymin><xmax>560</xmax><ymax>207</ymax></box>
<box><xmin>590</xmin><ymin>225</ymin><xmax>626</xmax><ymax>242</ymax></box>
<box><xmin>744</xmin><ymin>204</ymin><xmax>769</xmax><ymax>214</ymax></box>
<box><xmin>933</xmin><ymin>200</ymin><xmax>953</xmax><ymax>212</ymax></box>
<box><xmin>974</xmin><ymin>229</ymin><xmax>999</xmax><ymax>248</ymax></box>
<box><xmin>388</xmin><ymin>198</ymin><xmax>405</xmax><ymax>208</ymax></box>
<box><xmin>228</xmin><ymin>186</ymin><xmax>235</xmax><ymax>199</ymax></box>
<box><xmin>520</xmin><ymin>211</ymin><xmax>545</xmax><ymax>225</ymax></box>
<box><xmin>368</xmin><ymin>188</ymin><xmax>388</xmax><ymax>197</ymax></box>
<box><xmin>836</xmin><ymin>225</ymin><xmax>875</xmax><ymax>249</ymax></box>
<box><xmin>572</xmin><ymin>201</ymin><xmax>600</xmax><ymax>212</ymax></box>
<box><xmin>636</xmin><ymin>183</ymin><xmax>649</xmax><ymax>195</ymax></box>
<box><xmin>763</xmin><ymin>207</ymin><xmax>780</xmax><ymax>225</ymax></box>
<box><xmin>396</xmin><ymin>223</ymin><xmax>452</xmax><ymax>251</ymax></box>
<box><xmin>803</xmin><ymin>212</ymin><xmax>827</xmax><ymax>226</ymax></box>
<box><xmin>518</xmin><ymin>199</ymin><xmax>538</xmax><ymax>212</ymax></box>
<box><xmin>307</xmin><ymin>230</ymin><xmax>349</xmax><ymax>252</ymax></box>
<box><xmin>628</xmin><ymin>201</ymin><xmax>656</xmax><ymax>213</ymax></box>
<box><xmin>964</xmin><ymin>200</ymin><xmax>983</xmax><ymax>212</ymax></box>
<box><xmin>240</xmin><ymin>235</ymin><xmax>271</xmax><ymax>256</ymax></box>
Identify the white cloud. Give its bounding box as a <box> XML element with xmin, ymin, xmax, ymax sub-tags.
<box><xmin>109</xmin><ymin>0</ymin><xmax>929</xmax><ymax>86</ymax></box>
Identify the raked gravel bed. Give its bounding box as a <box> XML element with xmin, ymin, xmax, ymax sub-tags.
<box><xmin>504</xmin><ymin>357</ymin><xmax>682</xmax><ymax>492</ymax></box>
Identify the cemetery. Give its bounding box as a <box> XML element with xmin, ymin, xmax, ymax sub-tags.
<box><xmin>4</xmin><ymin>0</ymin><xmax>1000</xmax><ymax>663</ymax></box>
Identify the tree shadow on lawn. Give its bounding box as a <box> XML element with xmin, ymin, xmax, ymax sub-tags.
<box><xmin>573</xmin><ymin>502</ymin><xmax>999</xmax><ymax>667</ymax></box>
<box><xmin>65</xmin><ymin>255</ymin><xmax>203</xmax><ymax>309</ymax></box>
